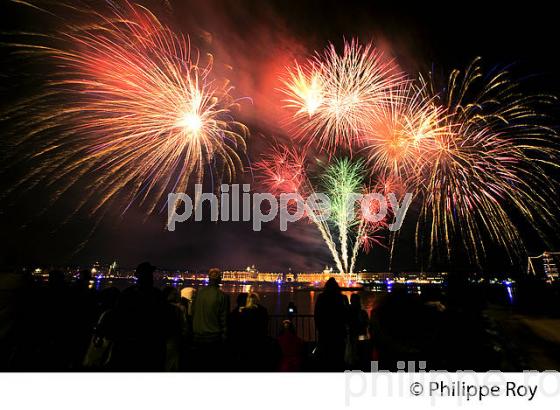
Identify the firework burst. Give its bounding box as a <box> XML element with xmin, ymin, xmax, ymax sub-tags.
<box><xmin>281</xmin><ymin>40</ymin><xmax>406</xmax><ymax>152</ymax></box>
<box><xmin>3</xmin><ymin>1</ymin><xmax>248</xmax><ymax>215</ymax></box>
<box><xmin>361</xmin><ymin>83</ymin><xmax>447</xmax><ymax>179</ymax></box>
<box><xmin>255</xmin><ymin>147</ymin><xmax>393</xmax><ymax>273</ymax></box>
<box><xmin>415</xmin><ymin>59</ymin><xmax>559</xmax><ymax>263</ymax></box>
<box><xmin>274</xmin><ymin>54</ymin><xmax>559</xmax><ymax>269</ymax></box>
<box><xmin>281</xmin><ymin>63</ymin><xmax>324</xmax><ymax>117</ymax></box>
<box><xmin>253</xmin><ymin>144</ymin><xmax>307</xmax><ymax>197</ymax></box>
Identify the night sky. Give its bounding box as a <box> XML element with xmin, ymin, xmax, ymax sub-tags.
<box><xmin>1</xmin><ymin>0</ymin><xmax>559</xmax><ymax>273</ymax></box>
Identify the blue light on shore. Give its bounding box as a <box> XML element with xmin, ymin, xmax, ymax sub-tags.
<box><xmin>385</xmin><ymin>279</ymin><xmax>394</xmax><ymax>292</ymax></box>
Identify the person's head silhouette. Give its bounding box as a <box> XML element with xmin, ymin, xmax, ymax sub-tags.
<box><xmin>136</xmin><ymin>262</ymin><xmax>156</xmax><ymax>289</ymax></box>
<box><xmin>324</xmin><ymin>277</ymin><xmax>341</xmax><ymax>294</ymax></box>
<box><xmin>236</xmin><ymin>292</ymin><xmax>248</xmax><ymax>309</ymax></box>
<box><xmin>208</xmin><ymin>268</ymin><xmax>222</xmax><ymax>286</ymax></box>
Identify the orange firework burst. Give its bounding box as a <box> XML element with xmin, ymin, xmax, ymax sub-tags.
<box><xmin>281</xmin><ymin>39</ymin><xmax>406</xmax><ymax>152</ymax></box>
<box><xmin>361</xmin><ymin>83</ymin><xmax>447</xmax><ymax>179</ymax></box>
<box><xmin>4</xmin><ymin>1</ymin><xmax>247</xmax><ymax>215</ymax></box>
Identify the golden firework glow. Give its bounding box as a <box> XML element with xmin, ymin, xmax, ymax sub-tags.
<box><xmin>4</xmin><ymin>1</ymin><xmax>248</xmax><ymax>215</ymax></box>
<box><xmin>281</xmin><ymin>40</ymin><xmax>407</xmax><ymax>152</ymax></box>
<box><xmin>274</xmin><ymin>56</ymin><xmax>559</xmax><ymax>268</ymax></box>
<box><xmin>283</xmin><ymin>64</ymin><xmax>323</xmax><ymax>116</ymax></box>
<box><xmin>414</xmin><ymin>59</ymin><xmax>559</xmax><ymax>263</ymax></box>
<box><xmin>361</xmin><ymin>84</ymin><xmax>446</xmax><ymax>178</ymax></box>
<box><xmin>177</xmin><ymin>112</ymin><xmax>203</xmax><ymax>135</ymax></box>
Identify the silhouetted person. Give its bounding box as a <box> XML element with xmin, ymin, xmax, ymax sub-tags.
<box><xmin>237</xmin><ymin>292</ymin><xmax>274</xmax><ymax>370</ymax></box>
<box><xmin>0</xmin><ymin>268</ymin><xmax>33</xmax><ymax>370</ymax></box>
<box><xmin>82</xmin><ymin>287</ymin><xmax>120</xmax><ymax>370</ymax></box>
<box><xmin>369</xmin><ymin>286</ymin><xmax>434</xmax><ymax>370</ymax></box>
<box><xmin>228</xmin><ymin>293</ymin><xmax>248</xmax><ymax>346</ymax></box>
<box><xmin>111</xmin><ymin>262</ymin><xmax>165</xmax><ymax>371</ymax></box>
<box><xmin>348</xmin><ymin>293</ymin><xmax>370</xmax><ymax>370</ymax></box>
<box><xmin>314</xmin><ymin>277</ymin><xmax>349</xmax><ymax>371</ymax></box>
<box><xmin>74</xmin><ymin>269</ymin><xmax>92</xmax><ymax>290</ymax></box>
<box><xmin>34</xmin><ymin>269</ymin><xmax>74</xmax><ymax>370</ymax></box>
<box><xmin>239</xmin><ymin>293</ymin><xmax>268</xmax><ymax>339</ymax></box>
<box><xmin>277</xmin><ymin>319</ymin><xmax>305</xmax><ymax>371</ymax></box>
<box><xmin>162</xmin><ymin>287</ymin><xmax>186</xmax><ymax>371</ymax></box>
<box><xmin>226</xmin><ymin>292</ymin><xmax>248</xmax><ymax>369</ymax></box>
<box><xmin>234</xmin><ymin>293</ymin><xmax>249</xmax><ymax>314</ymax></box>
<box><xmin>180</xmin><ymin>287</ymin><xmax>196</xmax><ymax>317</ymax></box>
<box><xmin>48</xmin><ymin>269</ymin><xmax>65</xmax><ymax>288</ymax></box>
<box><xmin>69</xmin><ymin>269</ymin><xmax>98</xmax><ymax>368</ymax></box>
<box><xmin>179</xmin><ymin>286</ymin><xmax>196</xmax><ymax>345</ymax></box>
<box><xmin>136</xmin><ymin>262</ymin><xmax>156</xmax><ymax>291</ymax></box>
<box><xmin>96</xmin><ymin>287</ymin><xmax>121</xmax><ymax>319</ymax></box>
<box><xmin>191</xmin><ymin>268</ymin><xmax>229</xmax><ymax>370</ymax></box>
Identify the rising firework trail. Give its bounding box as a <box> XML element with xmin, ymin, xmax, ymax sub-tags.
<box><xmin>254</xmin><ymin>145</ymin><xmax>345</xmax><ymax>273</ymax></box>
<box><xmin>255</xmin><ymin>148</ymin><xmax>392</xmax><ymax>274</ymax></box>
<box><xmin>320</xmin><ymin>157</ymin><xmax>367</xmax><ymax>273</ymax></box>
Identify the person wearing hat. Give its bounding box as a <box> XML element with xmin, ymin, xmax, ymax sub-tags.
<box><xmin>191</xmin><ymin>268</ymin><xmax>230</xmax><ymax>370</ymax></box>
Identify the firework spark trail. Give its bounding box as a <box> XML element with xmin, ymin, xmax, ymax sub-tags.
<box><xmin>414</xmin><ymin>59</ymin><xmax>559</xmax><ymax>263</ymax></box>
<box><xmin>360</xmin><ymin>83</ymin><xmax>447</xmax><ymax>179</ymax></box>
<box><xmin>348</xmin><ymin>177</ymin><xmax>395</xmax><ymax>274</ymax></box>
<box><xmin>253</xmin><ymin>145</ymin><xmax>307</xmax><ymax>197</ymax></box>
<box><xmin>307</xmin><ymin>208</ymin><xmax>345</xmax><ymax>274</ymax></box>
<box><xmin>349</xmin><ymin>219</ymin><xmax>385</xmax><ymax>274</ymax></box>
<box><xmin>253</xmin><ymin>145</ymin><xmax>345</xmax><ymax>273</ymax></box>
<box><xmin>277</xmin><ymin>50</ymin><xmax>559</xmax><ymax>269</ymax></box>
<box><xmin>280</xmin><ymin>40</ymin><xmax>407</xmax><ymax>153</ymax></box>
<box><xmin>254</xmin><ymin>147</ymin><xmax>393</xmax><ymax>273</ymax></box>
<box><xmin>3</xmin><ymin>1</ymin><xmax>248</xmax><ymax>216</ymax></box>
<box><xmin>356</xmin><ymin>81</ymin><xmax>447</xmax><ymax>269</ymax></box>
<box><xmin>320</xmin><ymin>157</ymin><xmax>367</xmax><ymax>273</ymax></box>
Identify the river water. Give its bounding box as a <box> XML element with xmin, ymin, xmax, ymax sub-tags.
<box><xmin>90</xmin><ymin>278</ymin><xmax>433</xmax><ymax>315</ymax></box>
